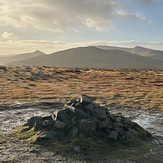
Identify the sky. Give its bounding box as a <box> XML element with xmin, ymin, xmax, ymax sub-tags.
<box><xmin>0</xmin><ymin>0</ymin><xmax>163</xmax><ymax>55</ymax></box>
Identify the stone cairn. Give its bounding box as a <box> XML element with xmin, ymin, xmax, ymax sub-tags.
<box><xmin>27</xmin><ymin>95</ymin><xmax>151</xmax><ymax>144</ymax></box>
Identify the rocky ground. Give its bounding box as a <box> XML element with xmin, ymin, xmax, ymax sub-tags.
<box><xmin>0</xmin><ymin>66</ymin><xmax>163</xmax><ymax>162</ymax></box>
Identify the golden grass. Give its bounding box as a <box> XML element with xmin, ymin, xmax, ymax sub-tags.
<box><xmin>0</xmin><ymin>67</ymin><xmax>162</xmax><ymax>110</ymax></box>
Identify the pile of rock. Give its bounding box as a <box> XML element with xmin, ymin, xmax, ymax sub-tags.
<box><xmin>26</xmin><ymin>95</ymin><xmax>151</xmax><ymax>143</ymax></box>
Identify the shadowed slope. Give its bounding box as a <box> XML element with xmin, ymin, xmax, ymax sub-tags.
<box><xmin>6</xmin><ymin>46</ymin><xmax>163</xmax><ymax>69</ymax></box>
<box><xmin>0</xmin><ymin>50</ymin><xmax>46</xmax><ymax>65</ymax></box>
<box><xmin>98</xmin><ymin>45</ymin><xmax>163</xmax><ymax>62</ymax></box>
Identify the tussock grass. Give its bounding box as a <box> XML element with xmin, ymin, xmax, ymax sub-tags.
<box><xmin>0</xmin><ymin>67</ymin><xmax>162</xmax><ymax>110</ymax></box>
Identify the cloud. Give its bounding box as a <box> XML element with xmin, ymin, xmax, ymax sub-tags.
<box><xmin>116</xmin><ymin>10</ymin><xmax>150</xmax><ymax>23</ymax></box>
<box><xmin>136</xmin><ymin>0</ymin><xmax>163</xmax><ymax>5</ymax></box>
<box><xmin>0</xmin><ymin>39</ymin><xmax>64</xmax><ymax>55</ymax></box>
<box><xmin>0</xmin><ymin>0</ymin><xmax>150</xmax><ymax>32</ymax></box>
<box><xmin>1</xmin><ymin>31</ymin><xmax>18</xmax><ymax>40</ymax></box>
<box><xmin>0</xmin><ymin>39</ymin><xmax>163</xmax><ymax>56</ymax></box>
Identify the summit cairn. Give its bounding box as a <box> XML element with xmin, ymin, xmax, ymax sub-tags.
<box><xmin>25</xmin><ymin>95</ymin><xmax>152</xmax><ymax>146</ymax></box>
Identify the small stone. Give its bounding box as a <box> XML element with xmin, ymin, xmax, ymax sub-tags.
<box><xmin>37</xmin><ymin>131</ymin><xmax>53</xmax><ymax>140</ymax></box>
<box><xmin>110</xmin><ymin>114</ymin><xmax>116</xmax><ymax>122</ymax></box>
<box><xmin>92</xmin><ymin>102</ymin><xmax>101</xmax><ymax>108</ymax></box>
<box><xmin>27</xmin><ymin>116</ymin><xmax>42</xmax><ymax>131</ymax></box>
<box><xmin>80</xmin><ymin>119</ymin><xmax>97</xmax><ymax>133</ymax></box>
<box><xmin>124</xmin><ymin>118</ymin><xmax>134</xmax><ymax>129</ymax></box>
<box><xmin>114</xmin><ymin>122</ymin><xmax>125</xmax><ymax>136</ymax></box>
<box><xmin>67</xmin><ymin>99</ymin><xmax>77</xmax><ymax>106</ymax></box>
<box><xmin>107</xmin><ymin>123</ymin><xmax>113</xmax><ymax>130</ymax></box>
<box><xmin>123</xmin><ymin>125</ymin><xmax>129</xmax><ymax>131</ymax></box>
<box><xmin>69</xmin><ymin>127</ymin><xmax>79</xmax><ymax>138</ymax></box>
<box><xmin>85</xmin><ymin>103</ymin><xmax>94</xmax><ymax>110</ymax></box>
<box><xmin>57</xmin><ymin>109</ymin><xmax>74</xmax><ymax>126</ymax></box>
<box><xmin>108</xmin><ymin>131</ymin><xmax>119</xmax><ymax>141</ymax></box>
<box><xmin>79</xmin><ymin>94</ymin><xmax>96</xmax><ymax>104</ymax></box>
<box><xmin>75</xmin><ymin>108</ymin><xmax>89</xmax><ymax>119</ymax></box>
<box><xmin>92</xmin><ymin>108</ymin><xmax>107</xmax><ymax>120</ymax></box>
<box><xmin>98</xmin><ymin>118</ymin><xmax>111</xmax><ymax>129</ymax></box>
<box><xmin>54</xmin><ymin>120</ymin><xmax>65</xmax><ymax>129</ymax></box>
<box><xmin>42</xmin><ymin>119</ymin><xmax>54</xmax><ymax>129</ymax></box>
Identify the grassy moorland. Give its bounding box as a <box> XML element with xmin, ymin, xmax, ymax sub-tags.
<box><xmin>0</xmin><ymin>66</ymin><xmax>162</xmax><ymax>111</ymax></box>
<box><xmin>0</xmin><ymin>66</ymin><xmax>163</xmax><ymax>162</ymax></box>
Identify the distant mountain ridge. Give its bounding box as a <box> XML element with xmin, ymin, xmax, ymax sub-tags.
<box><xmin>97</xmin><ymin>45</ymin><xmax>163</xmax><ymax>61</ymax></box>
<box><xmin>5</xmin><ymin>46</ymin><xmax>163</xmax><ymax>69</ymax></box>
<box><xmin>0</xmin><ymin>50</ymin><xmax>46</xmax><ymax>65</ymax></box>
